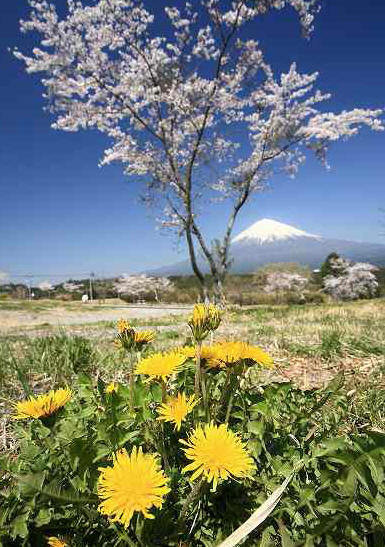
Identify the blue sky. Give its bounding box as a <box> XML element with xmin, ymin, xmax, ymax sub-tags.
<box><xmin>1</xmin><ymin>0</ymin><xmax>385</xmax><ymax>281</ymax></box>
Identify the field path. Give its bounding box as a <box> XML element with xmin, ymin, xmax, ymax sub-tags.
<box><xmin>0</xmin><ymin>302</ymin><xmax>190</xmax><ymax>333</ymax></box>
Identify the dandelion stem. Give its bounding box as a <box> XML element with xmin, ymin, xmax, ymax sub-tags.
<box><xmin>224</xmin><ymin>373</ymin><xmax>239</xmax><ymax>424</ymax></box>
<box><xmin>216</xmin><ymin>369</ymin><xmax>231</xmax><ymax>420</ymax></box>
<box><xmin>194</xmin><ymin>341</ymin><xmax>202</xmax><ymax>398</ymax></box>
<box><xmin>159</xmin><ymin>422</ymin><xmax>170</xmax><ymax>473</ymax></box>
<box><xmin>110</xmin><ymin>396</ymin><xmax>118</xmax><ymax>452</ymax></box>
<box><xmin>225</xmin><ymin>391</ymin><xmax>234</xmax><ymax>424</ymax></box>
<box><xmin>161</xmin><ymin>380</ymin><xmax>167</xmax><ymax>403</ymax></box>
<box><xmin>129</xmin><ymin>352</ymin><xmax>135</xmax><ymax>410</ymax></box>
<box><xmin>178</xmin><ymin>479</ymin><xmax>204</xmax><ymax>530</ymax></box>
<box><xmin>201</xmin><ymin>368</ymin><xmax>208</xmax><ymax>421</ymax></box>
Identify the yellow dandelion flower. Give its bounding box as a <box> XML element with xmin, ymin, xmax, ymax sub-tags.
<box><xmin>179</xmin><ymin>345</ymin><xmax>217</xmax><ymax>361</ymax></box>
<box><xmin>134</xmin><ymin>330</ymin><xmax>155</xmax><ymax>347</ymax></box>
<box><xmin>135</xmin><ymin>351</ymin><xmax>187</xmax><ymax>382</ymax></box>
<box><xmin>181</xmin><ymin>423</ymin><xmax>255</xmax><ymax>490</ymax></box>
<box><xmin>205</xmin><ymin>341</ymin><xmax>248</xmax><ymax>368</ymax></box>
<box><xmin>106</xmin><ymin>382</ymin><xmax>118</xmax><ymax>394</ymax></box>
<box><xmin>98</xmin><ymin>447</ymin><xmax>170</xmax><ymax>527</ymax></box>
<box><xmin>13</xmin><ymin>388</ymin><xmax>72</xmax><ymax>420</ymax></box>
<box><xmin>246</xmin><ymin>345</ymin><xmax>274</xmax><ymax>368</ymax></box>
<box><xmin>202</xmin><ymin>341</ymin><xmax>273</xmax><ymax>369</ymax></box>
<box><xmin>46</xmin><ymin>538</ymin><xmax>68</xmax><ymax>547</ymax></box>
<box><xmin>117</xmin><ymin>319</ymin><xmax>130</xmax><ymax>333</ymax></box>
<box><xmin>179</xmin><ymin>346</ymin><xmax>196</xmax><ymax>358</ymax></box>
<box><xmin>157</xmin><ymin>393</ymin><xmax>198</xmax><ymax>430</ymax></box>
<box><xmin>188</xmin><ymin>303</ymin><xmax>221</xmax><ymax>341</ymax></box>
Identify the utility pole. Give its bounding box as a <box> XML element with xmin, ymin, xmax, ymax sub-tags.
<box><xmin>89</xmin><ymin>272</ymin><xmax>95</xmax><ymax>302</ymax></box>
<box><xmin>25</xmin><ymin>275</ymin><xmax>33</xmax><ymax>300</ymax></box>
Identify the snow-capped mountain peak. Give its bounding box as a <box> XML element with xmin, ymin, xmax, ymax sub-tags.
<box><xmin>232</xmin><ymin>218</ymin><xmax>321</xmax><ymax>245</ymax></box>
<box><xmin>149</xmin><ymin>217</ymin><xmax>385</xmax><ymax>275</ymax></box>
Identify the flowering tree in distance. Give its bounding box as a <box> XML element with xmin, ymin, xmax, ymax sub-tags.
<box><xmin>38</xmin><ymin>280</ymin><xmax>54</xmax><ymax>292</ymax></box>
<box><xmin>63</xmin><ymin>281</ymin><xmax>83</xmax><ymax>293</ymax></box>
<box><xmin>114</xmin><ymin>274</ymin><xmax>174</xmax><ymax>302</ymax></box>
<box><xmin>264</xmin><ymin>271</ymin><xmax>308</xmax><ymax>295</ymax></box>
<box><xmin>323</xmin><ymin>258</ymin><xmax>378</xmax><ymax>301</ymax></box>
<box><xmin>15</xmin><ymin>0</ymin><xmax>383</xmax><ymax>299</ymax></box>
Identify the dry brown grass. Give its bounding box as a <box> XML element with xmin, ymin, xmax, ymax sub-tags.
<box><xmin>1</xmin><ymin>298</ymin><xmax>384</xmax><ymax>393</ymax></box>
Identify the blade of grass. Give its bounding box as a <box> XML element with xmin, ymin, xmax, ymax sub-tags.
<box><xmin>218</xmin><ymin>473</ymin><xmax>294</xmax><ymax>547</ymax></box>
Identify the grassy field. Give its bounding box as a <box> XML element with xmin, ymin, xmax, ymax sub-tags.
<box><xmin>1</xmin><ymin>298</ymin><xmax>385</xmax><ymax>544</ymax></box>
<box><xmin>1</xmin><ymin>298</ymin><xmax>384</xmax><ymax>434</ymax></box>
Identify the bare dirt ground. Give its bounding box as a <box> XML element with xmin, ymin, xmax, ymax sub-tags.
<box><xmin>0</xmin><ymin>299</ymin><xmax>190</xmax><ymax>333</ymax></box>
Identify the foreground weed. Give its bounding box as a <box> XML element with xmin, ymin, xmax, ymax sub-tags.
<box><xmin>319</xmin><ymin>329</ymin><xmax>343</xmax><ymax>360</ymax></box>
<box><xmin>347</xmin><ymin>335</ymin><xmax>385</xmax><ymax>357</ymax></box>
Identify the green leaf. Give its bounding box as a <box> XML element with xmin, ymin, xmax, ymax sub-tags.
<box><xmin>10</xmin><ymin>512</ymin><xmax>30</xmax><ymax>539</ymax></box>
<box><xmin>258</xmin><ymin>525</ymin><xmax>275</xmax><ymax>546</ymax></box>
<box><xmin>278</xmin><ymin>520</ymin><xmax>295</xmax><ymax>547</ymax></box>
<box><xmin>250</xmin><ymin>401</ymin><xmax>269</xmax><ymax>417</ymax></box>
<box><xmin>117</xmin><ymin>430</ymin><xmax>138</xmax><ymax>447</ymax></box>
<box><xmin>35</xmin><ymin>507</ymin><xmax>51</xmax><ymax>527</ymax></box>
<box><xmin>247</xmin><ymin>421</ymin><xmax>265</xmax><ymax>437</ymax></box>
<box><xmin>19</xmin><ymin>476</ymin><xmax>95</xmax><ymax>505</ymax></box>
<box><xmin>150</xmin><ymin>383</ymin><xmax>163</xmax><ymax>403</ymax></box>
<box><xmin>248</xmin><ymin>439</ymin><xmax>262</xmax><ymax>458</ymax></box>
<box><xmin>93</xmin><ymin>443</ymin><xmax>113</xmax><ymax>463</ymax></box>
<box><xmin>18</xmin><ymin>472</ymin><xmax>46</xmax><ymax>497</ymax></box>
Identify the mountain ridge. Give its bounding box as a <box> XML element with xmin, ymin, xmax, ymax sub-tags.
<box><xmin>148</xmin><ymin>219</ymin><xmax>385</xmax><ymax>276</ymax></box>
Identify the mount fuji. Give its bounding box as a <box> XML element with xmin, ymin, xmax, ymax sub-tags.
<box><xmin>150</xmin><ymin>219</ymin><xmax>385</xmax><ymax>275</ymax></box>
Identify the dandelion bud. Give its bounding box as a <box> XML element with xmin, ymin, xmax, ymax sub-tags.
<box><xmin>117</xmin><ymin>319</ymin><xmax>130</xmax><ymax>334</ymax></box>
<box><xmin>133</xmin><ymin>330</ymin><xmax>155</xmax><ymax>349</ymax></box>
<box><xmin>115</xmin><ymin>320</ymin><xmax>154</xmax><ymax>351</ymax></box>
<box><xmin>106</xmin><ymin>382</ymin><xmax>118</xmax><ymax>394</ymax></box>
<box><xmin>116</xmin><ymin>326</ymin><xmax>137</xmax><ymax>351</ymax></box>
<box><xmin>188</xmin><ymin>303</ymin><xmax>222</xmax><ymax>342</ymax></box>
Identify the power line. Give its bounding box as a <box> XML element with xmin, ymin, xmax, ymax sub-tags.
<box><xmin>9</xmin><ymin>273</ymin><xmax>95</xmax><ymax>279</ymax></box>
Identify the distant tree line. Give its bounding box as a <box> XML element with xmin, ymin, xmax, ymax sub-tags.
<box><xmin>0</xmin><ymin>253</ymin><xmax>383</xmax><ymax>304</ymax></box>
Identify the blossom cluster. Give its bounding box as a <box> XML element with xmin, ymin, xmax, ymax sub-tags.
<box><xmin>113</xmin><ymin>274</ymin><xmax>174</xmax><ymax>301</ymax></box>
<box><xmin>264</xmin><ymin>271</ymin><xmax>309</xmax><ymax>294</ymax></box>
<box><xmin>323</xmin><ymin>257</ymin><xmax>378</xmax><ymax>301</ymax></box>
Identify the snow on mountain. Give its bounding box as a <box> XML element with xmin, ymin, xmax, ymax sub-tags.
<box><xmin>232</xmin><ymin>219</ymin><xmax>321</xmax><ymax>245</ymax></box>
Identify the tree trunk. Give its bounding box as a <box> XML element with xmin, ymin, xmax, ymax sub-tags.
<box><xmin>212</xmin><ymin>275</ymin><xmax>226</xmax><ymax>305</ymax></box>
<box><xmin>185</xmin><ymin>228</ymin><xmax>209</xmax><ymax>302</ymax></box>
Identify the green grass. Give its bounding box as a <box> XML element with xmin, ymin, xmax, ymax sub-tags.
<box><xmin>1</xmin><ymin>298</ymin><xmax>385</xmax><ymax>546</ymax></box>
<box><xmin>0</xmin><ymin>335</ymin><xmax>99</xmax><ymax>397</ymax></box>
<box><xmin>349</xmin><ymin>337</ymin><xmax>385</xmax><ymax>356</ymax></box>
<box><xmin>1</xmin><ymin>298</ymin><xmax>384</xmax><ymax>412</ymax></box>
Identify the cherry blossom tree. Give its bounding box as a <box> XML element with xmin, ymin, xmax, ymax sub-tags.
<box><xmin>114</xmin><ymin>274</ymin><xmax>174</xmax><ymax>302</ymax></box>
<box><xmin>63</xmin><ymin>281</ymin><xmax>83</xmax><ymax>293</ymax></box>
<box><xmin>38</xmin><ymin>280</ymin><xmax>54</xmax><ymax>291</ymax></box>
<box><xmin>264</xmin><ymin>271</ymin><xmax>308</xmax><ymax>294</ymax></box>
<box><xmin>323</xmin><ymin>259</ymin><xmax>378</xmax><ymax>301</ymax></box>
<box><xmin>14</xmin><ymin>0</ymin><xmax>384</xmax><ymax>298</ymax></box>
<box><xmin>37</xmin><ymin>280</ymin><xmax>55</xmax><ymax>297</ymax></box>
